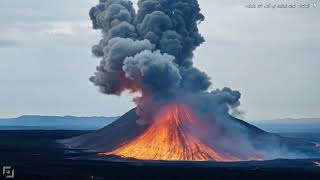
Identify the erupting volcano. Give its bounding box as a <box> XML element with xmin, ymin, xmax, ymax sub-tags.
<box><xmin>102</xmin><ymin>103</ymin><xmax>240</xmax><ymax>161</ymax></box>
<box><xmin>61</xmin><ymin>0</ymin><xmax>320</xmax><ymax>161</ymax></box>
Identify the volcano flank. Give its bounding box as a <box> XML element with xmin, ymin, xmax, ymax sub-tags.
<box><xmin>61</xmin><ymin>104</ymin><xmax>319</xmax><ymax>161</ymax></box>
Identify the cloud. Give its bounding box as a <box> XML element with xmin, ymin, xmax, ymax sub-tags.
<box><xmin>40</xmin><ymin>21</ymin><xmax>94</xmax><ymax>36</ymax></box>
<box><xmin>0</xmin><ymin>0</ymin><xmax>98</xmax><ymax>24</ymax></box>
<box><xmin>0</xmin><ymin>20</ymin><xmax>98</xmax><ymax>50</ymax></box>
<box><xmin>0</xmin><ymin>38</ymin><xmax>19</xmax><ymax>48</ymax></box>
<box><xmin>42</xmin><ymin>23</ymin><xmax>74</xmax><ymax>35</ymax></box>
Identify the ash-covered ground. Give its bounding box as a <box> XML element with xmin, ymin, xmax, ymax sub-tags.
<box><xmin>0</xmin><ymin>130</ymin><xmax>319</xmax><ymax>180</ymax></box>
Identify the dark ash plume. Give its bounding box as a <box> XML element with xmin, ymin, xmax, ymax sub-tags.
<box><xmin>89</xmin><ymin>0</ymin><xmax>241</xmax><ymax>116</ymax></box>
<box><xmin>123</xmin><ymin>50</ymin><xmax>181</xmax><ymax>92</ymax></box>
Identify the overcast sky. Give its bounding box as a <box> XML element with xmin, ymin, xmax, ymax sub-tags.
<box><xmin>0</xmin><ymin>0</ymin><xmax>319</xmax><ymax>120</ymax></box>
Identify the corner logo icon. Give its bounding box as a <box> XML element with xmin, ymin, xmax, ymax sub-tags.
<box><xmin>2</xmin><ymin>166</ymin><xmax>14</xmax><ymax>179</ymax></box>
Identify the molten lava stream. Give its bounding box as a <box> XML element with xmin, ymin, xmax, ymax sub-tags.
<box><xmin>101</xmin><ymin>104</ymin><xmax>240</xmax><ymax>161</ymax></box>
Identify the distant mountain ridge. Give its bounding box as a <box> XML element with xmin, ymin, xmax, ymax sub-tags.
<box><xmin>0</xmin><ymin>115</ymin><xmax>118</xmax><ymax>130</ymax></box>
<box><xmin>256</xmin><ymin>118</ymin><xmax>320</xmax><ymax>123</ymax></box>
<box><xmin>0</xmin><ymin>116</ymin><xmax>319</xmax><ymax>132</ymax></box>
<box><xmin>251</xmin><ymin>118</ymin><xmax>320</xmax><ymax>133</ymax></box>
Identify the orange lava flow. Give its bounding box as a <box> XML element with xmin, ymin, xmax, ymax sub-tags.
<box><xmin>101</xmin><ymin>104</ymin><xmax>240</xmax><ymax>161</ymax></box>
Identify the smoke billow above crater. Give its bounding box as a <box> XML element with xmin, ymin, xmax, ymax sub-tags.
<box><xmin>89</xmin><ymin>0</ymin><xmax>241</xmax><ymax>118</ymax></box>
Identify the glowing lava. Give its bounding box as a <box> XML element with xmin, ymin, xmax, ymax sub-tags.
<box><xmin>101</xmin><ymin>104</ymin><xmax>241</xmax><ymax>161</ymax></box>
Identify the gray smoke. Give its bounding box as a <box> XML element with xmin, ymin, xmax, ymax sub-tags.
<box><xmin>89</xmin><ymin>0</ymin><xmax>241</xmax><ymax>117</ymax></box>
<box><xmin>123</xmin><ymin>50</ymin><xmax>181</xmax><ymax>91</ymax></box>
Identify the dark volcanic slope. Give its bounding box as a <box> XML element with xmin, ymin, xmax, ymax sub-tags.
<box><xmin>60</xmin><ymin>108</ymin><xmax>320</xmax><ymax>159</ymax></box>
<box><xmin>60</xmin><ymin>108</ymin><xmax>147</xmax><ymax>152</ymax></box>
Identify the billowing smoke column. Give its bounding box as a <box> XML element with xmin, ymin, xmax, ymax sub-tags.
<box><xmin>89</xmin><ymin>0</ymin><xmax>241</xmax><ymax>119</ymax></box>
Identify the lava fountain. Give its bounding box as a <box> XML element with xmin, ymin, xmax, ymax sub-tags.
<box><xmin>102</xmin><ymin>103</ymin><xmax>241</xmax><ymax>161</ymax></box>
